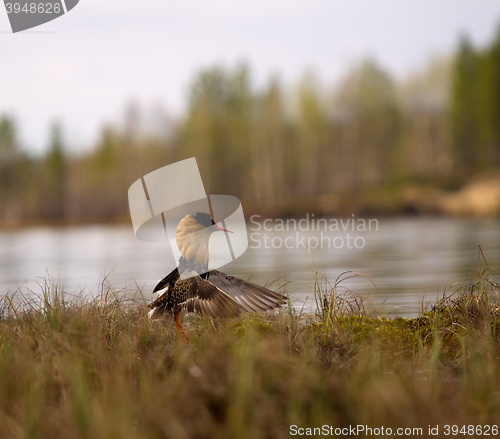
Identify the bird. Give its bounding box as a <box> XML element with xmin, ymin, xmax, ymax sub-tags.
<box><xmin>148</xmin><ymin>212</ymin><xmax>285</xmax><ymax>339</ymax></box>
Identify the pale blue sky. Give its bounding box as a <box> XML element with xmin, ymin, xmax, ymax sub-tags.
<box><xmin>1</xmin><ymin>0</ymin><xmax>500</xmax><ymax>152</ymax></box>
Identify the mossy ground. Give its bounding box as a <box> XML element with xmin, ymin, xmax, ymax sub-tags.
<box><xmin>0</xmin><ymin>270</ymin><xmax>499</xmax><ymax>438</ymax></box>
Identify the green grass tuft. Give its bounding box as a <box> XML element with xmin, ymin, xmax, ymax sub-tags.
<box><xmin>0</xmin><ymin>267</ymin><xmax>499</xmax><ymax>438</ymax></box>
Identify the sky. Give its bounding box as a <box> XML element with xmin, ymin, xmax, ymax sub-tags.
<box><xmin>1</xmin><ymin>0</ymin><xmax>500</xmax><ymax>153</ymax></box>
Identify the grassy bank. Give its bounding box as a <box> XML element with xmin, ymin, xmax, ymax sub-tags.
<box><xmin>0</xmin><ymin>271</ymin><xmax>499</xmax><ymax>439</ymax></box>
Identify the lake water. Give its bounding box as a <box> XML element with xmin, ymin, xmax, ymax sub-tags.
<box><xmin>0</xmin><ymin>217</ymin><xmax>498</xmax><ymax>317</ymax></box>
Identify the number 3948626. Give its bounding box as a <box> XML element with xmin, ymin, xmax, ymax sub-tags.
<box><xmin>5</xmin><ymin>3</ymin><xmax>61</xmax><ymax>14</ymax></box>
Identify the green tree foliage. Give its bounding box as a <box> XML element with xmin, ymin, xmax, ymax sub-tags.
<box><xmin>3</xmin><ymin>25</ymin><xmax>500</xmax><ymax>223</ymax></box>
<box><xmin>179</xmin><ymin>64</ymin><xmax>253</xmax><ymax>195</ymax></box>
<box><xmin>451</xmin><ymin>26</ymin><xmax>500</xmax><ymax>172</ymax></box>
<box><xmin>451</xmin><ymin>35</ymin><xmax>480</xmax><ymax>170</ymax></box>
<box><xmin>252</xmin><ymin>78</ymin><xmax>289</xmax><ymax>204</ymax></box>
<box><xmin>0</xmin><ymin>115</ymin><xmax>21</xmax><ymax>220</ymax></box>
<box><xmin>43</xmin><ymin>123</ymin><xmax>66</xmax><ymax>219</ymax></box>
<box><xmin>294</xmin><ymin>73</ymin><xmax>332</xmax><ymax>197</ymax></box>
<box><xmin>400</xmin><ymin>56</ymin><xmax>452</xmax><ymax>178</ymax></box>
<box><xmin>333</xmin><ymin>60</ymin><xmax>401</xmax><ymax>189</ymax></box>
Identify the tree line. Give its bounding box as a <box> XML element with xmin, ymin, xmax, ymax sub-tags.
<box><xmin>1</xmin><ymin>27</ymin><xmax>500</xmax><ymax>223</ymax></box>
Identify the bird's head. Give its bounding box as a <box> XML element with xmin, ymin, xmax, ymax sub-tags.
<box><xmin>192</xmin><ymin>212</ymin><xmax>232</xmax><ymax>234</ymax></box>
<box><xmin>175</xmin><ymin>212</ymin><xmax>232</xmax><ymax>268</ymax></box>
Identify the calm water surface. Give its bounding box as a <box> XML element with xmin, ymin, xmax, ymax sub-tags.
<box><xmin>0</xmin><ymin>218</ymin><xmax>498</xmax><ymax>317</ymax></box>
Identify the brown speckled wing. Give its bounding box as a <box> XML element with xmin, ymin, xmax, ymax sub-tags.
<box><xmin>181</xmin><ymin>276</ymin><xmax>242</xmax><ymax>318</ymax></box>
<box><xmin>207</xmin><ymin>270</ymin><xmax>285</xmax><ymax>313</ymax></box>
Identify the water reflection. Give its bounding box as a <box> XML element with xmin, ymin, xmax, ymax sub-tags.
<box><xmin>0</xmin><ymin>218</ymin><xmax>498</xmax><ymax>317</ymax></box>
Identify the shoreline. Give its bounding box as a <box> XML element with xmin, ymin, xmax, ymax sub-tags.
<box><xmin>1</xmin><ymin>173</ymin><xmax>499</xmax><ymax>230</ymax></box>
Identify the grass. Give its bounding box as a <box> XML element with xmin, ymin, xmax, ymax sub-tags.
<box><xmin>0</xmin><ymin>268</ymin><xmax>499</xmax><ymax>439</ymax></box>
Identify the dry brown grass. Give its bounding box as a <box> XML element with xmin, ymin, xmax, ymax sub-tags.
<box><xmin>0</xmin><ymin>269</ymin><xmax>499</xmax><ymax>438</ymax></box>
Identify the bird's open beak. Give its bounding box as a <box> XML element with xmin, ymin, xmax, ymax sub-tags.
<box><xmin>214</xmin><ymin>223</ymin><xmax>233</xmax><ymax>233</ymax></box>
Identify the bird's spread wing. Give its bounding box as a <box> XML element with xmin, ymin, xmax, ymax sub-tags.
<box><xmin>181</xmin><ymin>276</ymin><xmax>242</xmax><ymax>318</ymax></box>
<box><xmin>150</xmin><ymin>267</ymin><xmax>284</xmax><ymax>318</ymax></box>
<box><xmin>207</xmin><ymin>270</ymin><xmax>285</xmax><ymax>313</ymax></box>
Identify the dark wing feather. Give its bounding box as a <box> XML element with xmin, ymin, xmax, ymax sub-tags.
<box><xmin>182</xmin><ymin>276</ymin><xmax>242</xmax><ymax>318</ymax></box>
<box><xmin>152</xmin><ymin>267</ymin><xmax>179</xmax><ymax>294</ymax></box>
<box><xmin>148</xmin><ymin>268</ymin><xmax>180</xmax><ymax>318</ymax></box>
<box><xmin>207</xmin><ymin>270</ymin><xmax>285</xmax><ymax>313</ymax></box>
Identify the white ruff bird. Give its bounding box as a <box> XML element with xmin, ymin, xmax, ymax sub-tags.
<box><xmin>148</xmin><ymin>212</ymin><xmax>285</xmax><ymax>338</ymax></box>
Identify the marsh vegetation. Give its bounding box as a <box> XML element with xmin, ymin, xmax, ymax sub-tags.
<box><xmin>0</xmin><ymin>266</ymin><xmax>499</xmax><ymax>438</ymax></box>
